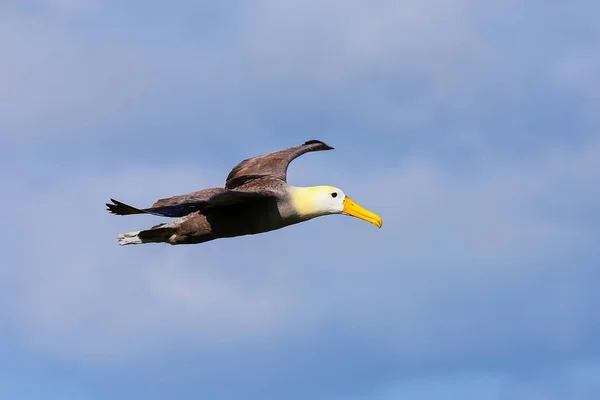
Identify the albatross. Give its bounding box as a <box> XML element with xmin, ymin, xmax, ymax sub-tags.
<box><xmin>107</xmin><ymin>140</ymin><xmax>382</xmax><ymax>246</ymax></box>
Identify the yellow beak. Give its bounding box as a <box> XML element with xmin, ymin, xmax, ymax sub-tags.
<box><xmin>342</xmin><ymin>196</ymin><xmax>383</xmax><ymax>228</ymax></box>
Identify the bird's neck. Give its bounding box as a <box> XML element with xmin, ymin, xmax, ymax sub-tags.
<box><xmin>287</xmin><ymin>186</ymin><xmax>326</xmax><ymax>220</ymax></box>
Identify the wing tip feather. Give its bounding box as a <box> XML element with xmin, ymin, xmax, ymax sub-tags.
<box><xmin>303</xmin><ymin>139</ymin><xmax>334</xmax><ymax>150</ymax></box>
<box><xmin>106</xmin><ymin>198</ymin><xmax>144</xmax><ymax>216</ymax></box>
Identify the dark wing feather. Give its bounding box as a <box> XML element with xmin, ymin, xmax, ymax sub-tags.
<box><xmin>106</xmin><ymin>198</ymin><xmax>206</xmax><ymax>217</ymax></box>
<box><xmin>151</xmin><ymin>188</ymin><xmax>227</xmax><ymax>208</ymax></box>
<box><xmin>106</xmin><ymin>190</ymin><xmax>274</xmax><ymax>218</ymax></box>
<box><xmin>107</xmin><ymin>188</ymin><xmax>227</xmax><ymax>217</ymax></box>
<box><xmin>225</xmin><ymin>140</ymin><xmax>334</xmax><ymax>189</ymax></box>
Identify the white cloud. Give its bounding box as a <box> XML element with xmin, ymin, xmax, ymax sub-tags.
<box><xmin>553</xmin><ymin>48</ymin><xmax>600</xmax><ymax>120</ymax></box>
<box><xmin>2</xmin><ymin>0</ymin><xmax>570</xmax><ymax>139</ymax></box>
<box><xmin>363</xmin><ymin>361</ymin><xmax>600</xmax><ymax>400</ymax></box>
<box><xmin>40</xmin><ymin>0</ymin><xmax>98</xmax><ymax>13</ymax></box>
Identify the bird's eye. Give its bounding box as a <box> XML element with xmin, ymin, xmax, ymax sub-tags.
<box><xmin>331</xmin><ymin>192</ymin><xmax>338</xmax><ymax>198</ymax></box>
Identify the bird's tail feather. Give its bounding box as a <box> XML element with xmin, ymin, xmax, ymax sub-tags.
<box><xmin>117</xmin><ymin>231</ymin><xmax>142</xmax><ymax>245</ymax></box>
<box><xmin>117</xmin><ymin>227</ymin><xmax>175</xmax><ymax>246</ymax></box>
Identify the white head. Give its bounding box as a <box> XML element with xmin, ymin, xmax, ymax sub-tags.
<box><xmin>290</xmin><ymin>185</ymin><xmax>383</xmax><ymax>228</ymax></box>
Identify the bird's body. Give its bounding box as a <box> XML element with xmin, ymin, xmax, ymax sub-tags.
<box><xmin>107</xmin><ymin>140</ymin><xmax>382</xmax><ymax>246</ymax></box>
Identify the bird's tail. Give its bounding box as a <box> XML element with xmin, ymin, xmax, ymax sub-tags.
<box><xmin>117</xmin><ymin>231</ymin><xmax>143</xmax><ymax>245</ymax></box>
<box><xmin>117</xmin><ymin>226</ymin><xmax>175</xmax><ymax>246</ymax></box>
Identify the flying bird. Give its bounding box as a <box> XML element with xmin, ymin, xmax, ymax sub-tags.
<box><xmin>107</xmin><ymin>140</ymin><xmax>382</xmax><ymax>246</ymax></box>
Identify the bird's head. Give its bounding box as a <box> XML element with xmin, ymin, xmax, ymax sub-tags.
<box><xmin>290</xmin><ymin>186</ymin><xmax>383</xmax><ymax>228</ymax></box>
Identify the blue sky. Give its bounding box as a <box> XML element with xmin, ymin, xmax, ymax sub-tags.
<box><xmin>1</xmin><ymin>0</ymin><xmax>599</xmax><ymax>399</ymax></box>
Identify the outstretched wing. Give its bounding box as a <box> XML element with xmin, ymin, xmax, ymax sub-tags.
<box><xmin>106</xmin><ymin>190</ymin><xmax>274</xmax><ymax>218</ymax></box>
<box><xmin>107</xmin><ymin>188</ymin><xmax>227</xmax><ymax>217</ymax></box>
<box><xmin>106</xmin><ymin>198</ymin><xmax>207</xmax><ymax>217</ymax></box>
<box><xmin>151</xmin><ymin>188</ymin><xmax>228</xmax><ymax>208</ymax></box>
<box><xmin>225</xmin><ymin>140</ymin><xmax>334</xmax><ymax>189</ymax></box>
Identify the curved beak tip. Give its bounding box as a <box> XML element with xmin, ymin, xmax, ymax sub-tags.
<box><xmin>342</xmin><ymin>196</ymin><xmax>383</xmax><ymax>229</ymax></box>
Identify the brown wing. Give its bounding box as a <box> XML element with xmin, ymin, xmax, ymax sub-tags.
<box><xmin>225</xmin><ymin>140</ymin><xmax>334</xmax><ymax>189</ymax></box>
<box><xmin>151</xmin><ymin>188</ymin><xmax>227</xmax><ymax>208</ymax></box>
<box><xmin>106</xmin><ymin>189</ymin><xmax>275</xmax><ymax>218</ymax></box>
<box><xmin>107</xmin><ymin>188</ymin><xmax>227</xmax><ymax>217</ymax></box>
